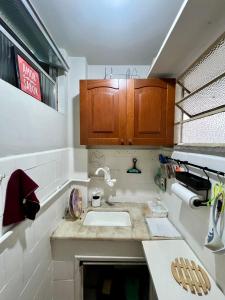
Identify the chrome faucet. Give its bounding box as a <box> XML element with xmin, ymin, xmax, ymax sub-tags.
<box><xmin>95</xmin><ymin>167</ymin><xmax>116</xmax><ymax>187</ymax></box>
<box><xmin>95</xmin><ymin>167</ymin><xmax>116</xmax><ymax>205</ymax></box>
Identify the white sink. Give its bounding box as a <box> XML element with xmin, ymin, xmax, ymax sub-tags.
<box><xmin>83</xmin><ymin>211</ymin><xmax>131</xmax><ymax>227</ymax></box>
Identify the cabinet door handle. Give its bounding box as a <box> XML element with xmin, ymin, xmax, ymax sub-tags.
<box><xmin>120</xmin><ymin>138</ymin><xmax>124</xmax><ymax>145</ymax></box>
<box><xmin>128</xmin><ymin>139</ymin><xmax>133</xmax><ymax>145</ymax></box>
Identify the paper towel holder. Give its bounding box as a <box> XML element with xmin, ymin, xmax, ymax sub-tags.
<box><xmin>176</xmin><ymin>168</ymin><xmax>211</xmax><ymax>207</ymax></box>
<box><xmin>159</xmin><ymin>154</ymin><xmax>225</xmax><ymax>207</ymax></box>
<box><xmin>192</xmin><ymin>197</ymin><xmax>208</xmax><ymax>207</ymax></box>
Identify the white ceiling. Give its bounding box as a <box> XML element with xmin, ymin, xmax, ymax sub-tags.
<box><xmin>30</xmin><ymin>0</ymin><xmax>184</xmax><ymax>65</ymax></box>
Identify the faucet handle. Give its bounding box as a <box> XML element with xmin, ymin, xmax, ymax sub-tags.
<box><xmin>104</xmin><ymin>166</ymin><xmax>110</xmax><ymax>172</ymax></box>
<box><xmin>106</xmin><ymin>178</ymin><xmax>116</xmax><ymax>187</ymax></box>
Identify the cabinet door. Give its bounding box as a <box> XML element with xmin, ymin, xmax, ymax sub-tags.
<box><xmin>127</xmin><ymin>79</ymin><xmax>175</xmax><ymax>146</ymax></box>
<box><xmin>80</xmin><ymin>79</ymin><xmax>127</xmax><ymax>145</ymax></box>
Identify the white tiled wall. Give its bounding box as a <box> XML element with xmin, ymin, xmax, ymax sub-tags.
<box><xmin>53</xmin><ymin>278</ymin><xmax>74</xmax><ymax>300</ymax></box>
<box><xmin>0</xmin><ymin>79</ymin><xmax>68</xmax><ymax>157</ymax></box>
<box><xmin>52</xmin><ymin>259</ymin><xmax>75</xmax><ymax>300</ymax></box>
<box><xmin>88</xmin><ymin>148</ymin><xmax>171</xmax><ymax>203</ymax></box>
<box><xmin>0</xmin><ymin>148</ymin><xmax>70</xmax><ymax>300</ymax></box>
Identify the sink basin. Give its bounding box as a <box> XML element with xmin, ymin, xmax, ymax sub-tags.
<box><xmin>83</xmin><ymin>211</ymin><xmax>131</xmax><ymax>227</ymax></box>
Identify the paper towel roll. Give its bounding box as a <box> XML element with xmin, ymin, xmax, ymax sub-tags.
<box><xmin>171</xmin><ymin>183</ymin><xmax>202</xmax><ymax>208</ymax></box>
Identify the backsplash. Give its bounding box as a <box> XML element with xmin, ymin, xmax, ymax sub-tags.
<box><xmin>88</xmin><ymin>149</ymin><xmax>171</xmax><ymax>203</ymax></box>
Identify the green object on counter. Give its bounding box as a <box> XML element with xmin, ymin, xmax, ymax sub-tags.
<box><xmin>125</xmin><ymin>277</ymin><xmax>139</xmax><ymax>300</ymax></box>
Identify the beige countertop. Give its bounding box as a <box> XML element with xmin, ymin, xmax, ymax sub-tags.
<box><xmin>51</xmin><ymin>202</ymin><xmax>152</xmax><ymax>241</ymax></box>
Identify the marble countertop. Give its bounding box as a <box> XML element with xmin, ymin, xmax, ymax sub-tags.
<box><xmin>51</xmin><ymin>202</ymin><xmax>153</xmax><ymax>241</ymax></box>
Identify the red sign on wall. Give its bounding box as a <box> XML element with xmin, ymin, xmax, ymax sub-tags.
<box><xmin>17</xmin><ymin>54</ymin><xmax>42</xmax><ymax>101</ymax></box>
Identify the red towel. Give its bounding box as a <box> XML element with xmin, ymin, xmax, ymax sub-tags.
<box><xmin>3</xmin><ymin>169</ymin><xmax>40</xmax><ymax>226</ymax></box>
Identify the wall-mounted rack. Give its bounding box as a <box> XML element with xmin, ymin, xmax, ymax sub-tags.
<box><xmin>161</xmin><ymin>155</ymin><xmax>225</xmax><ymax>207</ymax></box>
<box><xmin>104</xmin><ymin>66</ymin><xmax>140</xmax><ymax>79</ymax></box>
<box><xmin>164</xmin><ymin>156</ymin><xmax>225</xmax><ymax>178</ymax></box>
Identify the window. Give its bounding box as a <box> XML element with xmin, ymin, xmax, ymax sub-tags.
<box><xmin>0</xmin><ymin>29</ymin><xmax>58</xmax><ymax>108</ymax></box>
<box><xmin>174</xmin><ymin>31</ymin><xmax>225</xmax><ymax>145</ymax></box>
<box><xmin>0</xmin><ymin>0</ymin><xmax>69</xmax><ymax>110</ymax></box>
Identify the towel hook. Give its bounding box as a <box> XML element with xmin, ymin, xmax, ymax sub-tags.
<box><xmin>183</xmin><ymin>163</ymin><xmax>189</xmax><ymax>173</ymax></box>
<box><xmin>203</xmin><ymin>168</ymin><xmax>210</xmax><ymax>204</ymax></box>
<box><xmin>217</xmin><ymin>172</ymin><xmax>223</xmax><ymax>184</ymax></box>
<box><xmin>189</xmin><ymin>167</ymin><xmax>211</xmax><ymax>207</ymax></box>
<box><xmin>176</xmin><ymin>159</ymin><xmax>181</xmax><ymax>167</ymax></box>
<box><xmin>0</xmin><ymin>174</ymin><xmax>6</xmax><ymax>183</ymax></box>
<box><xmin>203</xmin><ymin>168</ymin><xmax>210</xmax><ymax>181</ymax></box>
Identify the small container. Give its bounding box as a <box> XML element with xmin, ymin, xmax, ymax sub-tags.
<box><xmin>147</xmin><ymin>199</ymin><xmax>168</xmax><ymax>218</ymax></box>
<box><xmin>92</xmin><ymin>195</ymin><xmax>101</xmax><ymax>207</ymax></box>
<box><xmin>91</xmin><ymin>189</ymin><xmax>102</xmax><ymax>207</ymax></box>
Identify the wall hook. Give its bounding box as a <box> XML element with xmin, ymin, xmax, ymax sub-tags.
<box><xmin>203</xmin><ymin>168</ymin><xmax>210</xmax><ymax>181</ymax></box>
<box><xmin>0</xmin><ymin>174</ymin><xmax>6</xmax><ymax>183</ymax></box>
<box><xmin>127</xmin><ymin>158</ymin><xmax>141</xmax><ymax>174</ymax></box>
<box><xmin>184</xmin><ymin>163</ymin><xmax>189</xmax><ymax>173</ymax></box>
<box><xmin>217</xmin><ymin>172</ymin><xmax>223</xmax><ymax>184</ymax></box>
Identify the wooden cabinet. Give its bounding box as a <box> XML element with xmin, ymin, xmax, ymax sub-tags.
<box><xmin>80</xmin><ymin>79</ymin><xmax>127</xmax><ymax>145</ymax></box>
<box><xmin>80</xmin><ymin>78</ymin><xmax>175</xmax><ymax>146</ymax></box>
<box><xmin>127</xmin><ymin>79</ymin><xmax>175</xmax><ymax>145</ymax></box>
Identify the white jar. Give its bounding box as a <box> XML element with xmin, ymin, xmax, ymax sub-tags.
<box><xmin>92</xmin><ymin>195</ymin><xmax>101</xmax><ymax>207</ymax></box>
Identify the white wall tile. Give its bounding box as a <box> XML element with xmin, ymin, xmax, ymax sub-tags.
<box><xmin>19</xmin><ymin>221</ymin><xmax>36</xmax><ymax>251</ymax></box>
<box><xmin>0</xmin><ymin>157</ymin><xmax>16</xmax><ymax>178</ymax></box>
<box><xmin>0</xmin><ymin>148</ymin><xmax>70</xmax><ymax>300</ymax></box>
<box><xmin>0</xmin><ymin>184</ymin><xmax>3</xmax><ymax>221</ymax></box>
<box><xmin>0</xmin><ymin>79</ymin><xmax>68</xmax><ymax>157</ymax></box>
<box><xmin>53</xmin><ymin>261</ymin><xmax>74</xmax><ymax>280</ymax></box>
<box><xmin>19</xmin><ymin>264</ymin><xmax>41</xmax><ymax>300</ymax></box>
<box><xmin>53</xmin><ymin>280</ymin><xmax>74</xmax><ymax>300</ymax></box>
<box><xmin>0</xmin><ymin>176</ymin><xmax>9</xmax><ymax>219</ymax></box>
<box><xmin>23</xmin><ymin>248</ymin><xmax>40</xmax><ymax>285</ymax></box>
<box><xmin>34</xmin><ymin>263</ymin><xmax>53</xmax><ymax>300</ymax></box>
<box><xmin>0</xmin><ymin>269</ymin><xmax>23</xmax><ymax>300</ymax></box>
<box><xmin>3</xmin><ymin>237</ymin><xmax>23</xmax><ymax>282</ymax></box>
<box><xmin>0</xmin><ymin>251</ymin><xmax>6</xmax><ymax>292</ymax></box>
